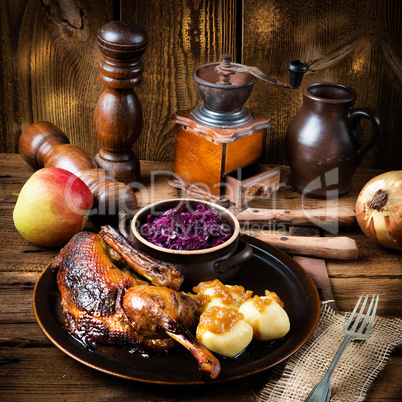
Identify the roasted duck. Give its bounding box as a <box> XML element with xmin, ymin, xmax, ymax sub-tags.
<box><xmin>50</xmin><ymin>230</ymin><xmax>221</xmax><ymax>378</ymax></box>
<box><xmin>50</xmin><ymin>231</ymin><xmax>171</xmax><ymax>352</ymax></box>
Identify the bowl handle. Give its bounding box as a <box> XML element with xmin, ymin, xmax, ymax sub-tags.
<box><xmin>118</xmin><ymin>211</ymin><xmax>135</xmax><ymax>242</ymax></box>
<box><xmin>214</xmin><ymin>239</ymin><xmax>253</xmax><ymax>274</ymax></box>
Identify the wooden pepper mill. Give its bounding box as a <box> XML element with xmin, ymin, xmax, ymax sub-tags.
<box><xmin>94</xmin><ymin>20</ymin><xmax>148</xmax><ymax>185</ymax></box>
<box><xmin>18</xmin><ymin>121</ymin><xmax>138</xmax><ymax>226</ymax></box>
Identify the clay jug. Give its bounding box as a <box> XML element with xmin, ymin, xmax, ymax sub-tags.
<box><xmin>286</xmin><ymin>82</ymin><xmax>381</xmax><ymax>199</ymax></box>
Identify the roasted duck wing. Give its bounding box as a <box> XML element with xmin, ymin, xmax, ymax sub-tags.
<box><xmin>50</xmin><ymin>231</ymin><xmax>175</xmax><ymax>352</ymax></box>
<box><xmin>123</xmin><ymin>286</ymin><xmax>221</xmax><ymax>379</ymax></box>
<box><xmin>99</xmin><ymin>225</ymin><xmax>184</xmax><ymax>290</ymax></box>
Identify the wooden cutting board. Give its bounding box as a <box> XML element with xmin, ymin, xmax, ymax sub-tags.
<box><xmin>289</xmin><ymin>226</ymin><xmax>338</xmax><ymax>312</ymax></box>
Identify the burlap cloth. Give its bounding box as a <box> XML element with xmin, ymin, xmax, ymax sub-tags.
<box><xmin>259</xmin><ymin>304</ymin><xmax>402</xmax><ymax>401</ymax></box>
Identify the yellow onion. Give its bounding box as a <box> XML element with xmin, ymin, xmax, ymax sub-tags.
<box><xmin>355</xmin><ymin>171</ymin><xmax>402</xmax><ymax>250</ymax></box>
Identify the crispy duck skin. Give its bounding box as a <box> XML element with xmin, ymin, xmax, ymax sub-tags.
<box><xmin>50</xmin><ymin>232</ymin><xmax>175</xmax><ymax>352</ymax></box>
<box><xmin>123</xmin><ymin>286</ymin><xmax>221</xmax><ymax>379</ymax></box>
<box><xmin>99</xmin><ymin>225</ymin><xmax>184</xmax><ymax>290</ymax></box>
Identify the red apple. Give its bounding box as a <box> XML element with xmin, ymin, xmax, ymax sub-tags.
<box><xmin>13</xmin><ymin>167</ymin><xmax>94</xmax><ymax>247</ymax></box>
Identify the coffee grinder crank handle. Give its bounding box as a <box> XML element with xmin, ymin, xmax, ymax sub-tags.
<box><xmin>216</xmin><ymin>54</ymin><xmax>309</xmax><ymax>88</ymax></box>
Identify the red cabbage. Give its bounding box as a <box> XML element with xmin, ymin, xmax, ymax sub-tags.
<box><xmin>141</xmin><ymin>202</ymin><xmax>233</xmax><ymax>251</ymax></box>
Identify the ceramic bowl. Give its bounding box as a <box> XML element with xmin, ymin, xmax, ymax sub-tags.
<box><xmin>120</xmin><ymin>198</ymin><xmax>253</xmax><ymax>287</ymax></box>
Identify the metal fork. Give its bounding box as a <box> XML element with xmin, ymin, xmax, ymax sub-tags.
<box><xmin>304</xmin><ymin>294</ymin><xmax>379</xmax><ymax>402</ymax></box>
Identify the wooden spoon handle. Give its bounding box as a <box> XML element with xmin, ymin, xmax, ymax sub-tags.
<box><xmin>242</xmin><ymin>232</ymin><xmax>359</xmax><ymax>260</ymax></box>
<box><xmin>236</xmin><ymin>207</ymin><xmax>356</xmax><ymax>227</ymax></box>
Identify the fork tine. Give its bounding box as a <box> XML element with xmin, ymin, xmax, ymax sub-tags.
<box><xmin>358</xmin><ymin>294</ymin><xmax>377</xmax><ymax>334</ymax></box>
<box><xmin>345</xmin><ymin>295</ymin><xmax>363</xmax><ymax>329</ymax></box>
<box><xmin>365</xmin><ymin>295</ymin><xmax>379</xmax><ymax>336</ymax></box>
<box><xmin>350</xmin><ymin>294</ymin><xmax>369</xmax><ymax>332</ymax></box>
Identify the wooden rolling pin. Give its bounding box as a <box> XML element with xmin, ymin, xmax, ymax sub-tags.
<box><xmin>18</xmin><ymin>121</ymin><xmax>138</xmax><ymax>225</ymax></box>
<box><xmin>242</xmin><ymin>230</ymin><xmax>359</xmax><ymax>260</ymax></box>
<box><xmin>236</xmin><ymin>207</ymin><xmax>356</xmax><ymax>227</ymax></box>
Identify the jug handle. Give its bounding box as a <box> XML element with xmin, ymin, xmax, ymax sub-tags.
<box><xmin>348</xmin><ymin>107</ymin><xmax>382</xmax><ymax>158</ymax></box>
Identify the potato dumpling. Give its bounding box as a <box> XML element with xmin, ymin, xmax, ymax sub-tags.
<box><xmin>196</xmin><ymin>306</ymin><xmax>253</xmax><ymax>358</ymax></box>
<box><xmin>239</xmin><ymin>291</ymin><xmax>290</xmax><ymax>341</ymax></box>
<box><xmin>193</xmin><ymin>279</ymin><xmax>253</xmax><ymax>313</ymax></box>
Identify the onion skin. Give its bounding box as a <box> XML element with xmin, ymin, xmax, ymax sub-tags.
<box><xmin>355</xmin><ymin>171</ymin><xmax>402</xmax><ymax>250</ymax></box>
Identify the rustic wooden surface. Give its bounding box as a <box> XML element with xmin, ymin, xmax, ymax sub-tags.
<box><xmin>1</xmin><ymin>0</ymin><xmax>400</xmax><ymax>171</ymax></box>
<box><xmin>0</xmin><ymin>154</ymin><xmax>401</xmax><ymax>401</ymax></box>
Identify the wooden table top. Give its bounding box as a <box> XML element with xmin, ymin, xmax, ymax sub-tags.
<box><xmin>0</xmin><ymin>154</ymin><xmax>400</xmax><ymax>401</ymax></box>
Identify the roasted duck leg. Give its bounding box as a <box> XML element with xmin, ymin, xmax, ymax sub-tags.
<box><xmin>99</xmin><ymin>225</ymin><xmax>184</xmax><ymax>290</ymax></box>
<box><xmin>50</xmin><ymin>231</ymin><xmax>175</xmax><ymax>352</ymax></box>
<box><xmin>123</xmin><ymin>286</ymin><xmax>221</xmax><ymax>379</ymax></box>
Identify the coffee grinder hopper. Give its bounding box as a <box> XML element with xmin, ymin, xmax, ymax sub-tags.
<box><xmin>191</xmin><ymin>54</ymin><xmax>308</xmax><ymax>129</ymax></box>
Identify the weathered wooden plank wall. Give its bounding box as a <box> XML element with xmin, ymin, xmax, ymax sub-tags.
<box><xmin>1</xmin><ymin>0</ymin><xmax>401</xmax><ymax>170</ymax></box>
<box><xmin>243</xmin><ymin>0</ymin><xmax>402</xmax><ymax>170</ymax></box>
<box><xmin>0</xmin><ymin>0</ymin><xmax>114</xmax><ymax>157</ymax></box>
<box><xmin>120</xmin><ymin>0</ymin><xmax>237</xmax><ymax>162</ymax></box>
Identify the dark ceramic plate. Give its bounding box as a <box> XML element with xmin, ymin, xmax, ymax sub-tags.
<box><xmin>32</xmin><ymin>234</ymin><xmax>320</xmax><ymax>385</ymax></box>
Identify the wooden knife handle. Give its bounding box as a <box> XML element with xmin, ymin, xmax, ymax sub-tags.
<box><xmin>243</xmin><ymin>232</ymin><xmax>359</xmax><ymax>260</ymax></box>
<box><xmin>236</xmin><ymin>207</ymin><xmax>356</xmax><ymax>227</ymax></box>
<box><xmin>18</xmin><ymin>121</ymin><xmax>138</xmax><ymax>223</ymax></box>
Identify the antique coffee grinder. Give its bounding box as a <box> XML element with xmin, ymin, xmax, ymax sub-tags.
<box><xmin>170</xmin><ymin>54</ymin><xmax>308</xmax><ymax>206</ymax></box>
